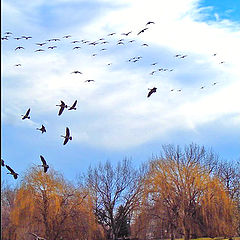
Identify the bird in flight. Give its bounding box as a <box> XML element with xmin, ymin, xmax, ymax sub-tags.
<box><xmin>56</xmin><ymin>101</ymin><xmax>68</xmax><ymax>116</ymax></box>
<box><xmin>108</xmin><ymin>32</ymin><xmax>116</xmax><ymax>36</ymax></box>
<box><xmin>85</xmin><ymin>79</ymin><xmax>95</xmax><ymax>82</ymax></box>
<box><xmin>15</xmin><ymin>64</ymin><xmax>22</xmax><ymax>67</ymax></box>
<box><xmin>21</xmin><ymin>108</ymin><xmax>31</xmax><ymax>120</ymax></box>
<box><xmin>71</xmin><ymin>40</ymin><xmax>80</xmax><ymax>43</ymax></box>
<box><xmin>5</xmin><ymin>31</ymin><xmax>12</xmax><ymax>35</ymax></box>
<box><xmin>137</xmin><ymin>28</ymin><xmax>148</xmax><ymax>35</ymax></box>
<box><xmin>146</xmin><ymin>21</ymin><xmax>155</xmax><ymax>25</ymax></box>
<box><xmin>73</xmin><ymin>46</ymin><xmax>81</xmax><ymax>50</ymax></box>
<box><xmin>14</xmin><ymin>37</ymin><xmax>22</xmax><ymax>40</ymax></box>
<box><xmin>39</xmin><ymin>155</ymin><xmax>49</xmax><ymax>173</ymax></box>
<box><xmin>61</xmin><ymin>127</ymin><xmax>72</xmax><ymax>145</ymax></box>
<box><xmin>36</xmin><ymin>125</ymin><xmax>46</xmax><ymax>134</ymax></box>
<box><xmin>1</xmin><ymin>159</ymin><xmax>5</xmax><ymax>167</ymax></box>
<box><xmin>6</xmin><ymin>165</ymin><xmax>18</xmax><ymax>179</ymax></box>
<box><xmin>121</xmin><ymin>31</ymin><xmax>132</xmax><ymax>36</ymax></box>
<box><xmin>36</xmin><ymin>43</ymin><xmax>46</xmax><ymax>46</ymax></box>
<box><xmin>28</xmin><ymin>232</ymin><xmax>46</xmax><ymax>240</ymax></box>
<box><xmin>68</xmin><ymin>100</ymin><xmax>77</xmax><ymax>110</ymax></box>
<box><xmin>63</xmin><ymin>35</ymin><xmax>71</xmax><ymax>38</ymax></box>
<box><xmin>71</xmin><ymin>70</ymin><xmax>82</xmax><ymax>74</ymax></box>
<box><xmin>147</xmin><ymin>87</ymin><xmax>157</xmax><ymax>97</ymax></box>
<box><xmin>48</xmin><ymin>46</ymin><xmax>57</xmax><ymax>49</ymax></box>
<box><xmin>15</xmin><ymin>46</ymin><xmax>25</xmax><ymax>51</ymax></box>
<box><xmin>34</xmin><ymin>49</ymin><xmax>45</xmax><ymax>52</ymax></box>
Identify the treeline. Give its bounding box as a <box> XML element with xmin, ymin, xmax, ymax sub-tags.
<box><xmin>1</xmin><ymin>144</ymin><xmax>240</xmax><ymax>240</ymax></box>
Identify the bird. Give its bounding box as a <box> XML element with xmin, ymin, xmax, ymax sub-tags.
<box><xmin>147</xmin><ymin>87</ymin><xmax>157</xmax><ymax>98</ymax></box>
<box><xmin>219</xmin><ymin>61</ymin><xmax>225</xmax><ymax>64</ymax></box>
<box><xmin>146</xmin><ymin>21</ymin><xmax>155</xmax><ymax>25</ymax></box>
<box><xmin>71</xmin><ymin>70</ymin><xmax>82</xmax><ymax>74</ymax></box>
<box><xmin>141</xmin><ymin>43</ymin><xmax>149</xmax><ymax>47</ymax></box>
<box><xmin>151</xmin><ymin>62</ymin><xmax>158</xmax><ymax>65</ymax></box>
<box><xmin>73</xmin><ymin>46</ymin><xmax>81</xmax><ymax>49</ymax></box>
<box><xmin>117</xmin><ymin>42</ymin><xmax>124</xmax><ymax>45</ymax></box>
<box><xmin>129</xmin><ymin>40</ymin><xmax>135</xmax><ymax>43</ymax></box>
<box><xmin>15</xmin><ymin>46</ymin><xmax>25</xmax><ymax>51</ymax></box>
<box><xmin>21</xmin><ymin>108</ymin><xmax>31</xmax><ymax>120</ymax></box>
<box><xmin>180</xmin><ymin>55</ymin><xmax>187</xmax><ymax>58</ymax></box>
<box><xmin>200</xmin><ymin>86</ymin><xmax>205</xmax><ymax>89</ymax></box>
<box><xmin>48</xmin><ymin>46</ymin><xmax>57</xmax><ymax>49</ymax></box>
<box><xmin>39</xmin><ymin>155</ymin><xmax>49</xmax><ymax>173</ymax></box>
<box><xmin>6</xmin><ymin>165</ymin><xmax>18</xmax><ymax>179</ymax></box>
<box><xmin>68</xmin><ymin>100</ymin><xmax>77</xmax><ymax>110</ymax></box>
<box><xmin>5</xmin><ymin>31</ymin><xmax>12</xmax><ymax>35</ymax></box>
<box><xmin>22</xmin><ymin>36</ymin><xmax>32</xmax><ymax>39</ymax></box>
<box><xmin>85</xmin><ymin>79</ymin><xmax>95</xmax><ymax>82</ymax></box>
<box><xmin>1</xmin><ymin>159</ymin><xmax>5</xmax><ymax>167</ymax></box>
<box><xmin>34</xmin><ymin>49</ymin><xmax>45</xmax><ymax>52</ymax></box>
<box><xmin>14</xmin><ymin>37</ymin><xmax>22</xmax><ymax>40</ymax></box>
<box><xmin>63</xmin><ymin>35</ymin><xmax>71</xmax><ymax>38</ymax></box>
<box><xmin>100</xmin><ymin>48</ymin><xmax>107</xmax><ymax>51</ymax></box>
<box><xmin>61</xmin><ymin>127</ymin><xmax>72</xmax><ymax>145</ymax></box>
<box><xmin>1</xmin><ymin>36</ymin><xmax>9</xmax><ymax>40</ymax></box>
<box><xmin>137</xmin><ymin>27</ymin><xmax>148</xmax><ymax>35</ymax></box>
<box><xmin>213</xmin><ymin>53</ymin><xmax>217</xmax><ymax>56</ymax></box>
<box><xmin>92</xmin><ymin>53</ymin><xmax>97</xmax><ymax>57</ymax></box>
<box><xmin>121</xmin><ymin>31</ymin><xmax>132</xmax><ymax>36</ymax></box>
<box><xmin>212</xmin><ymin>82</ymin><xmax>218</xmax><ymax>85</ymax></box>
<box><xmin>150</xmin><ymin>71</ymin><xmax>156</xmax><ymax>75</ymax></box>
<box><xmin>108</xmin><ymin>32</ymin><xmax>116</xmax><ymax>36</ymax></box>
<box><xmin>28</xmin><ymin>232</ymin><xmax>46</xmax><ymax>240</ymax></box>
<box><xmin>71</xmin><ymin>40</ymin><xmax>80</xmax><ymax>43</ymax></box>
<box><xmin>56</xmin><ymin>101</ymin><xmax>68</xmax><ymax>116</ymax></box>
<box><xmin>36</xmin><ymin>125</ymin><xmax>46</xmax><ymax>134</ymax></box>
<box><xmin>51</xmin><ymin>38</ymin><xmax>60</xmax><ymax>41</ymax></box>
<box><xmin>175</xmin><ymin>54</ymin><xmax>182</xmax><ymax>57</ymax></box>
<box><xmin>36</xmin><ymin>43</ymin><xmax>46</xmax><ymax>46</ymax></box>
<box><xmin>170</xmin><ymin>89</ymin><xmax>174</xmax><ymax>92</ymax></box>
<box><xmin>15</xmin><ymin>64</ymin><xmax>21</xmax><ymax>67</ymax></box>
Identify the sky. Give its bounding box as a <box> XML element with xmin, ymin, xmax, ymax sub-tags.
<box><xmin>1</xmin><ymin>0</ymin><xmax>240</xmax><ymax>186</ymax></box>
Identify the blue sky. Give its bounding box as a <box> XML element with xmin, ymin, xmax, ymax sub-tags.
<box><xmin>1</xmin><ymin>0</ymin><xmax>240</xmax><ymax>186</ymax></box>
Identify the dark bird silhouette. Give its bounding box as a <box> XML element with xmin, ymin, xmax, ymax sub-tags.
<box><xmin>92</xmin><ymin>53</ymin><xmax>97</xmax><ymax>57</ymax></box>
<box><xmin>137</xmin><ymin>27</ymin><xmax>148</xmax><ymax>35</ymax></box>
<box><xmin>51</xmin><ymin>38</ymin><xmax>60</xmax><ymax>41</ymax></box>
<box><xmin>61</xmin><ymin>127</ymin><xmax>72</xmax><ymax>145</ymax></box>
<box><xmin>6</xmin><ymin>165</ymin><xmax>18</xmax><ymax>179</ymax></box>
<box><xmin>108</xmin><ymin>32</ymin><xmax>116</xmax><ymax>36</ymax></box>
<box><xmin>117</xmin><ymin>42</ymin><xmax>124</xmax><ymax>45</ymax></box>
<box><xmin>170</xmin><ymin>89</ymin><xmax>174</xmax><ymax>91</ymax></box>
<box><xmin>146</xmin><ymin>21</ymin><xmax>155</xmax><ymax>25</ymax></box>
<box><xmin>36</xmin><ymin>43</ymin><xmax>46</xmax><ymax>46</ymax></box>
<box><xmin>141</xmin><ymin>43</ymin><xmax>149</xmax><ymax>47</ymax></box>
<box><xmin>151</xmin><ymin>62</ymin><xmax>158</xmax><ymax>65</ymax></box>
<box><xmin>100</xmin><ymin>48</ymin><xmax>107</xmax><ymax>51</ymax></box>
<box><xmin>1</xmin><ymin>159</ymin><xmax>5</xmax><ymax>167</ymax></box>
<box><xmin>5</xmin><ymin>31</ymin><xmax>12</xmax><ymax>35</ymax></box>
<box><xmin>213</xmin><ymin>82</ymin><xmax>218</xmax><ymax>85</ymax></box>
<box><xmin>129</xmin><ymin>40</ymin><xmax>135</xmax><ymax>43</ymax></box>
<box><xmin>71</xmin><ymin>40</ymin><xmax>80</xmax><ymax>43</ymax></box>
<box><xmin>34</xmin><ymin>49</ymin><xmax>45</xmax><ymax>52</ymax></box>
<box><xmin>121</xmin><ymin>31</ymin><xmax>132</xmax><ymax>36</ymax></box>
<box><xmin>200</xmin><ymin>86</ymin><xmax>205</xmax><ymax>89</ymax></box>
<box><xmin>15</xmin><ymin>46</ymin><xmax>25</xmax><ymax>51</ymax></box>
<box><xmin>73</xmin><ymin>46</ymin><xmax>81</xmax><ymax>49</ymax></box>
<box><xmin>150</xmin><ymin>71</ymin><xmax>156</xmax><ymax>75</ymax></box>
<box><xmin>56</xmin><ymin>101</ymin><xmax>68</xmax><ymax>116</ymax></box>
<box><xmin>85</xmin><ymin>79</ymin><xmax>95</xmax><ymax>82</ymax></box>
<box><xmin>39</xmin><ymin>155</ymin><xmax>49</xmax><ymax>173</ymax></box>
<box><xmin>63</xmin><ymin>35</ymin><xmax>71</xmax><ymax>38</ymax></box>
<box><xmin>213</xmin><ymin>53</ymin><xmax>217</xmax><ymax>56</ymax></box>
<box><xmin>48</xmin><ymin>46</ymin><xmax>57</xmax><ymax>49</ymax></box>
<box><xmin>68</xmin><ymin>100</ymin><xmax>77</xmax><ymax>110</ymax></box>
<box><xmin>28</xmin><ymin>232</ymin><xmax>46</xmax><ymax>240</ymax></box>
<box><xmin>180</xmin><ymin>55</ymin><xmax>187</xmax><ymax>58</ymax></box>
<box><xmin>175</xmin><ymin>54</ymin><xmax>182</xmax><ymax>57</ymax></box>
<box><xmin>15</xmin><ymin>64</ymin><xmax>22</xmax><ymax>67</ymax></box>
<box><xmin>22</xmin><ymin>36</ymin><xmax>32</xmax><ymax>39</ymax></box>
<box><xmin>147</xmin><ymin>87</ymin><xmax>157</xmax><ymax>97</ymax></box>
<box><xmin>1</xmin><ymin>36</ymin><xmax>9</xmax><ymax>40</ymax></box>
<box><xmin>101</xmin><ymin>41</ymin><xmax>109</xmax><ymax>44</ymax></box>
<box><xmin>21</xmin><ymin>108</ymin><xmax>31</xmax><ymax>120</ymax></box>
<box><xmin>71</xmin><ymin>70</ymin><xmax>82</xmax><ymax>74</ymax></box>
<box><xmin>219</xmin><ymin>61</ymin><xmax>225</xmax><ymax>64</ymax></box>
<box><xmin>36</xmin><ymin>125</ymin><xmax>46</xmax><ymax>134</ymax></box>
<box><xmin>14</xmin><ymin>37</ymin><xmax>22</xmax><ymax>40</ymax></box>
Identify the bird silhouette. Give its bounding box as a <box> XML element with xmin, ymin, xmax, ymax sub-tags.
<box><xmin>71</xmin><ymin>70</ymin><xmax>82</xmax><ymax>74</ymax></box>
<box><xmin>137</xmin><ymin>27</ymin><xmax>148</xmax><ymax>35</ymax></box>
<box><xmin>15</xmin><ymin>64</ymin><xmax>22</xmax><ymax>67</ymax></box>
<box><xmin>34</xmin><ymin>49</ymin><xmax>45</xmax><ymax>52</ymax></box>
<box><xmin>146</xmin><ymin>21</ymin><xmax>155</xmax><ymax>25</ymax></box>
<box><xmin>21</xmin><ymin>108</ymin><xmax>31</xmax><ymax>120</ymax></box>
<box><xmin>141</xmin><ymin>43</ymin><xmax>149</xmax><ymax>47</ymax></box>
<box><xmin>85</xmin><ymin>79</ymin><xmax>95</xmax><ymax>82</ymax></box>
<box><xmin>15</xmin><ymin>46</ymin><xmax>25</xmax><ymax>51</ymax></box>
<box><xmin>108</xmin><ymin>32</ymin><xmax>116</xmax><ymax>36</ymax></box>
<box><xmin>22</xmin><ymin>36</ymin><xmax>32</xmax><ymax>40</ymax></box>
<box><xmin>36</xmin><ymin>43</ymin><xmax>46</xmax><ymax>46</ymax></box>
<box><xmin>147</xmin><ymin>87</ymin><xmax>157</xmax><ymax>97</ymax></box>
<box><xmin>61</xmin><ymin>127</ymin><xmax>72</xmax><ymax>145</ymax></box>
<box><xmin>6</xmin><ymin>165</ymin><xmax>18</xmax><ymax>179</ymax></box>
<box><xmin>5</xmin><ymin>31</ymin><xmax>12</xmax><ymax>35</ymax></box>
<box><xmin>36</xmin><ymin>125</ymin><xmax>46</xmax><ymax>134</ymax></box>
<box><xmin>68</xmin><ymin>100</ymin><xmax>77</xmax><ymax>110</ymax></box>
<box><xmin>48</xmin><ymin>46</ymin><xmax>57</xmax><ymax>49</ymax></box>
<box><xmin>39</xmin><ymin>155</ymin><xmax>49</xmax><ymax>173</ymax></box>
<box><xmin>56</xmin><ymin>101</ymin><xmax>68</xmax><ymax>116</ymax></box>
<box><xmin>63</xmin><ymin>35</ymin><xmax>71</xmax><ymax>38</ymax></box>
<box><xmin>14</xmin><ymin>37</ymin><xmax>22</xmax><ymax>40</ymax></box>
<box><xmin>71</xmin><ymin>40</ymin><xmax>80</xmax><ymax>43</ymax></box>
<box><xmin>121</xmin><ymin>31</ymin><xmax>132</xmax><ymax>36</ymax></box>
<box><xmin>73</xmin><ymin>46</ymin><xmax>81</xmax><ymax>49</ymax></box>
<box><xmin>28</xmin><ymin>232</ymin><xmax>46</xmax><ymax>240</ymax></box>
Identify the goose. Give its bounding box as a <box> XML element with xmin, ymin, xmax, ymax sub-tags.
<box><xmin>71</xmin><ymin>70</ymin><xmax>82</xmax><ymax>74</ymax></box>
<box><xmin>15</xmin><ymin>46</ymin><xmax>25</xmax><ymax>51</ymax></box>
<box><xmin>36</xmin><ymin>125</ymin><xmax>46</xmax><ymax>134</ymax></box>
<box><xmin>121</xmin><ymin>31</ymin><xmax>132</xmax><ymax>36</ymax></box>
<box><xmin>48</xmin><ymin>46</ymin><xmax>57</xmax><ymax>49</ymax></box>
<box><xmin>6</xmin><ymin>165</ymin><xmax>18</xmax><ymax>179</ymax></box>
<box><xmin>146</xmin><ymin>21</ymin><xmax>155</xmax><ymax>25</ymax></box>
<box><xmin>21</xmin><ymin>108</ymin><xmax>30</xmax><ymax>120</ymax></box>
<box><xmin>61</xmin><ymin>127</ymin><xmax>72</xmax><ymax>145</ymax></box>
<box><xmin>63</xmin><ymin>35</ymin><xmax>71</xmax><ymax>38</ymax></box>
<box><xmin>85</xmin><ymin>79</ymin><xmax>95</xmax><ymax>82</ymax></box>
<box><xmin>36</xmin><ymin>43</ymin><xmax>46</xmax><ymax>46</ymax></box>
<box><xmin>34</xmin><ymin>49</ymin><xmax>45</xmax><ymax>52</ymax></box>
<box><xmin>14</xmin><ymin>37</ymin><xmax>22</xmax><ymax>40</ymax></box>
<box><xmin>56</xmin><ymin>101</ymin><xmax>68</xmax><ymax>116</ymax></box>
<box><xmin>68</xmin><ymin>100</ymin><xmax>77</xmax><ymax>110</ymax></box>
<box><xmin>147</xmin><ymin>87</ymin><xmax>157</xmax><ymax>98</ymax></box>
<box><xmin>39</xmin><ymin>155</ymin><xmax>49</xmax><ymax>173</ymax></box>
<box><xmin>137</xmin><ymin>27</ymin><xmax>148</xmax><ymax>35</ymax></box>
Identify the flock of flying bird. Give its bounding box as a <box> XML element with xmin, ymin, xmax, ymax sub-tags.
<box><xmin>2</xmin><ymin>20</ymin><xmax>224</xmax><ymax>181</ymax></box>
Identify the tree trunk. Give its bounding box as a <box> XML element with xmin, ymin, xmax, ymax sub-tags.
<box><xmin>183</xmin><ymin>227</ymin><xmax>190</xmax><ymax>240</ymax></box>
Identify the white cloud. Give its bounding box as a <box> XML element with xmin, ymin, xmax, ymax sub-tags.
<box><xmin>2</xmin><ymin>0</ymin><xmax>240</xmax><ymax>150</ymax></box>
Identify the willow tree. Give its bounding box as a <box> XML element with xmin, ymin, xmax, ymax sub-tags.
<box><xmin>10</xmin><ymin>167</ymin><xmax>102</xmax><ymax>240</ymax></box>
<box><xmin>145</xmin><ymin>144</ymin><xmax>236</xmax><ymax>240</ymax></box>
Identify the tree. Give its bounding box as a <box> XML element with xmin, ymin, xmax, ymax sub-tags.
<box><xmin>84</xmin><ymin>159</ymin><xmax>145</xmax><ymax>240</ymax></box>
<box><xmin>144</xmin><ymin>144</ymin><xmax>237</xmax><ymax>240</ymax></box>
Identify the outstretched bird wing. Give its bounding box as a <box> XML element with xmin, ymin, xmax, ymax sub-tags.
<box><xmin>147</xmin><ymin>88</ymin><xmax>156</xmax><ymax>98</ymax></box>
<box><xmin>66</xmin><ymin>127</ymin><xmax>70</xmax><ymax>137</ymax></box>
<box><xmin>26</xmin><ymin>108</ymin><xmax>31</xmax><ymax>116</ymax></box>
<box><xmin>63</xmin><ymin>138</ymin><xmax>69</xmax><ymax>145</ymax></box>
<box><xmin>40</xmin><ymin>155</ymin><xmax>47</xmax><ymax>165</ymax></box>
<box><xmin>69</xmin><ymin>100</ymin><xmax>77</xmax><ymax>109</ymax></box>
<box><xmin>58</xmin><ymin>106</ymin><xmax>65</xmax><ymax>116</ymax></box>
<box><xmin>6</xmin><ymin>165</ymin><xmax>15</xmax><ymax>173</ymax></box>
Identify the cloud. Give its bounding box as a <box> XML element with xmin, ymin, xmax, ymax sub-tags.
<box><xmin>2</xmin><ymin>0</ymin><xmax>240</xmax><ymax>150</ymax></box>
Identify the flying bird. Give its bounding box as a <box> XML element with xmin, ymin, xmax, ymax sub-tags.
<box><xmin>39</xmin><ymin>155</ymin><xmax>49</xmax><ymax>173</ymax></box>
<box><xmin>71</xmin><ymin>40</ymin><xmax>80</xmax><ymax>43</ymax></box>
<box><xmin>28</xmin><ymin>232</ymin><xmax>46</xmax><ymax>240</ymax></box>
<box><xmin>5</xmin><ymin>31</ymin><xmax>12</xmax><ymax>35</ymax></box>
<box><xmin>121</xmin><ymin>31</ymin><xmax>132</xmax><ymax>36</ymax></box>
<box><xmin>48</xmin><ymin>46</ymin><xmax>57</xmax><ymax>49</ymax></box>
<box><xmin>147</xmin><ymin>87</ymin><xmax>157</xmax><ymax>98</ymax></box>
<box><xmin>56</xmin><ymin>101</ymin><xmax>68</xmax><ymax>116</ymax></box>
<box><xmin>108</xmin><ymin>32</ymin><xmax>116</xmax><ymax>36</ymax></box>
<box><xmin>137</xmin><ymin>27</ymin><xmax>148</xmax><ymax>35</ymax></box>
<box><xmin>71</xmin><ymin>70</ymin><xmax>82</xmax><ymax>74</ymax></box>
<box><xmin>6</xmin><ymin>165</ymin><xmax>18</xmax><ymax>179</ymax></box>
<box><xmin>63</xmin><ymin>35</ymin><xmax>71</xmax><ymax>38</ymax></box>
<box><xmin>36</xmin><ymin>125</ymin><xmax>46</xmax><ymax>134</ymax></box>
<box><xmin>15</xmin><ymin>64</ymin><xmax>22</xmax><ymax>67</ymax></box>
<box><xmin>21</xmin><ymin>108</ymin><xmax>31</xmax><ymax>120</ymax></box>
<box><xmin>15</xmin><ymin>46</ymin><xmax>25</xmax><ymax>51</ymax></box>
<box><xmin>85</xmin><ymin>79</ymin><xmax>95</xmax><ymax>82</ymax></box>
<box><xmin>61</xmin><ymin>127</ymin><xmax>72</xmax><ymax>145</ymax></box>
<box><xmin>146</xmin><ymin>21</ymin><xmax>155</xmax><ymax>25</ymax></box>
<box><xmin>36</xmin><ymin>43</ymin><xmax>46</xmax><ymax>46</ymax></box>
<box><xmin>34</xmin><ymin>49</ymin><xmax>45</xmax><ymax>52</ymax></box>
<box><xmin>68</xmin><ymin>100</ymin><xmax>77</xmax><ymax>110</ymax></box>
<box><xmin>22</xmin><ymin>36</ymin><xmax>32</xmax><ymax>39</ymax></box>
<box><xmin>141</xmin><ymin>43</ymin><xmax>149</xmax><ymax>47</ymax></box>
<box><xmin>73</xmin><ymin>46</ymin><xmax>81</xmax><ymax>49</ymax></box>
<box><xmin>14</xmin><ymin>37</ymin><xmax>22</xmax><ymax>40</ymax></box>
